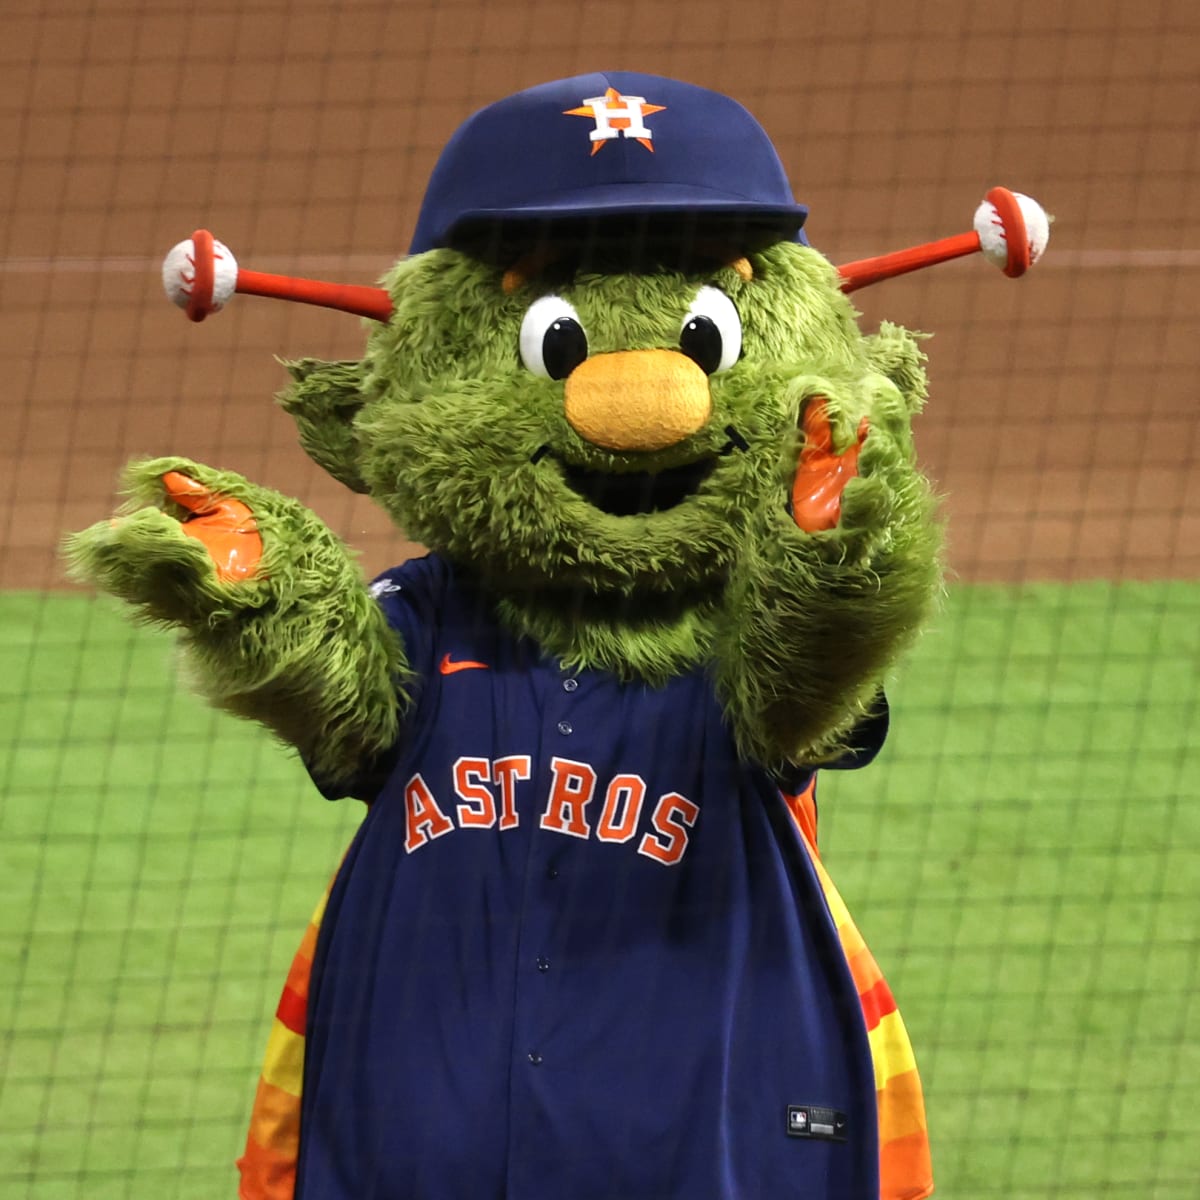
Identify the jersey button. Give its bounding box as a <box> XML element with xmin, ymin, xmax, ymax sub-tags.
<box><xmin>562</xmin><ymin>678</ymin><xmax>579</xmax><ymax>692</ymax></box>
<box><xmin>528</xmin><ymin>1051</ymin><xmax>543</xmax><ymax>1066</ymax></box>
<box><xmin>557</xmin><ymin>720</ymin><xmax>573</xmax><ymax>735</ymax></box>
<box><xmin>546</xmin><ymin>865</ymin><xmax>559</xmax><ymax>880</ymax></box>
<box><xmin>536</xmin><ymin>956</ymin><xmax>550</xmax><ymax>972</ymax></box>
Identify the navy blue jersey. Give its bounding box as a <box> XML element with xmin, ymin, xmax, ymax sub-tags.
<box><xmin>294</xmin><ymin>555</ymin><xmax>884</xmax><ymax>1200</ymax></box>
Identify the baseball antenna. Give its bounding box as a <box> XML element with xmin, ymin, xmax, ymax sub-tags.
<box><xmin>162</xmin><ymin>187</ymin><xmax>1049</xmax><ymax>323</ymax></box>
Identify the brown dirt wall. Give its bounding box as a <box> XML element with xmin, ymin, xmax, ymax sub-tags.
<box><xmin>3</xmin><ymin>0</ymin><xmax>1197</xmax><ymax>588</ymax></box>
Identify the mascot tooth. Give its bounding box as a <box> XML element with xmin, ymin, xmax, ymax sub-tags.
<box><xmin>70</xmin><ymin>71</ymin><xmax>1048</xmax><ymax>1200</ymax></box>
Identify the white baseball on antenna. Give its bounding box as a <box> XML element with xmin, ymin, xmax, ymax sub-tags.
<box><xmin>162</xmin><ymin>233</ymin><xmax>238</xmax><ymax>321</ymax></box>
<box><xmin>160</xmin><ymin>229</ymin><xmax>395</xmax><ymax>323</ymax></box>
<box><xmin>974</xmin><ymin>191</ymin><xmax>1051</xmax><ymax>275</ymax></box>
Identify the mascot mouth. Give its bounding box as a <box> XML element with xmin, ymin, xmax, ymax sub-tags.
<box><xmin>555</xmin><ymin>455</ymin><xmax>717</xmax><ymax>516</ymax></box>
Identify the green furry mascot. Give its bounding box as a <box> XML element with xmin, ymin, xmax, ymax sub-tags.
<box><xmin>67</xmin><ymin>73</ymin><xmax>1048</xmax><ymax>1200</ymax></box>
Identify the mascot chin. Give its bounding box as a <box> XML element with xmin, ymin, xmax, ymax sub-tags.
<box><xmin>68</xmin><ymin>71</ymin><xmax>1048</xmax><ymax>1200</ymax></box>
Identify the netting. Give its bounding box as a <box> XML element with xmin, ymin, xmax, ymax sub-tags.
<box><xmin>2</xmin><ymin>1</ymin><xmax>1198</xmax><ymax>1196</ymax></box>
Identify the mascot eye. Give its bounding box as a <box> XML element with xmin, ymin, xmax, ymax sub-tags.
<box><xmin>519</xmin><ymin>295</ymin><xmax>588</xmax><ymax>380</ymax></box>
<box><xmin>679</xmin><ymin>286</ymin><xmax>742</xmax><ymax>375</ymax></box>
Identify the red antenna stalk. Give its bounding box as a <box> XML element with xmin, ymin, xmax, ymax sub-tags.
<box><xmin>162</xmin><ymin>189</ymin><xmax>1049</xmax><ymax>322</ymax></box>
<box><xmin>836</xmin><ymin>187</ymin><xmax>1050</xmax><ymax>293</ymax></box>
<box><xmin>162</xmin><ymin>230</ymin><xmax>394</xmax><ymax>323</ymax></box>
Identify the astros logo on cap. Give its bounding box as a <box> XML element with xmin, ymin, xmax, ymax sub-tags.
<box><xmin>564</xmin><ymin>87</ymin><xmax>666</xmax><ymax>155</ymax></box>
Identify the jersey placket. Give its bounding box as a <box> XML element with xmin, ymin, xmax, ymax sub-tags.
<box><xmin>506</xmin><ymin>661</ymin><xmax>588</xmax><ymax>1181</ymax></box>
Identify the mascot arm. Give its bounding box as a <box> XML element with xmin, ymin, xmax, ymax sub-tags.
<box><xmin>715</xmin><ymin>346</ymin><xmax>941</xmax><ymax>769</ymax></box>
<box><xmin>64</xmin><ymin>457</ymin><xmax>406</xmax><ymax>793</ymax></box>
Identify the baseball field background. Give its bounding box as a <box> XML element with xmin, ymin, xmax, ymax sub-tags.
<box><xmin>2</xmin><ymin>1</ymin><xmax>1197</xmax><ymax>1196</ymax></box>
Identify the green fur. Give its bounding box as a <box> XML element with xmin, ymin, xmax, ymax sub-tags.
<box><xmin>73</xmin><ymin>235</ymin><xmax>944</xmax><ymax>780</ymax></box>
<box><xmin>495</xmin><ymin>587</ymin><xmax>720</xmax><ymax>684</ymax></box>
<box><xmin>278</xmin><ymin>359</ymin><xmax>370</xmax><ymax>494</ymax></box>
<box><xmin>864</xmin><ymin>320</ymin><xmax>931</xmax><ymax>409</ymax></box>
<box><xmin>280</xmin><ymin>241</ymin><xmax>943</xmax><ymax>765</ymax></box>
<box><xmin>64</xmin><ymin>457</ymin><xmax>406</xmax><ymax>791</ymax></box>
<box><xmin>352</xmin><ymin>246</ymin><xmax>874</xmax><ymax>591</ymax></box>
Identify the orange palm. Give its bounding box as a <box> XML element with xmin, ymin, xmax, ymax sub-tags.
<box><xmin>161</xmin><ymin>470</ymin><xmax>263</xmax><ymax>582</ymax></box>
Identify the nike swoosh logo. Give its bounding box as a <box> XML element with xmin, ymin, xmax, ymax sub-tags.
<box><xmin>439</xmin><ymin>654</ymin><xmax>490</xmax><ymax>675</ymax></box>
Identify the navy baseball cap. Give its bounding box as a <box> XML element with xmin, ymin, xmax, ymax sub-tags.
<box><xmin>409</xmin><ymin>72</ymin><xmax>808</xmax><ymax>255</ymax></box>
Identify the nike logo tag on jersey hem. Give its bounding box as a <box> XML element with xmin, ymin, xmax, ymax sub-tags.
<box><xmin>786</xmin><ymin>1105</ymin><xmax>848</xmax><ymax>1142</ymax></box>
<box><xmin>439</xmin><ymin>654</ymin><xmax>490</xmax><ymax>675</ymax></box>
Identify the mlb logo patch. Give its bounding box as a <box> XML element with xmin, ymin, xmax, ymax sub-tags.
<box><xmin>564</xmin><ymin>87</ymin><xmax>666</xmax><ymax>155</ymax></box>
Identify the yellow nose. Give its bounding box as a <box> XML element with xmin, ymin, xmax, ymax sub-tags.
<box><xmin>563</xmin><ymin>349</ymin><xmax>712</xmax><ymax>452</ymax></box>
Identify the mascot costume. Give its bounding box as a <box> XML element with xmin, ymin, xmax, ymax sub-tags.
<box><xmin>67</xmin><ymin>72</ymin><xmax>1049</xmax><ymax>1200</ymax></box>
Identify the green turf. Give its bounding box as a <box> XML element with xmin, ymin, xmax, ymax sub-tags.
<box><xmin>2</xmin><ymin>584</ymin><xmax>1197</xmax><ymax>1198</ymax></box>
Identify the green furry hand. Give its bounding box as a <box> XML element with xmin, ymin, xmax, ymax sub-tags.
<box><xmin>785</xmin><ymin>369</ymin><xmax>920</xmax><ymax>552</ymax></box>
<box><xmin>713</xmin><ymin>372</ymin><xmax>942</xmax><ymax>769</ymax></box>
<box><xmin>65</xmin><ymin>457</ymin><xmax>404</xmax><ymax>790</ymax></box>
<box><xmin>65</xmin><ymin>457</ymin><xmax>356</xmax><ymax>624</ymax></box>
<box><xmin>65</xmin><ymin>459</ymin><xmax>279</xmax><ymax>625</ymax></box>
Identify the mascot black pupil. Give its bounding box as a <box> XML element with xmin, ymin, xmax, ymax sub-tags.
<box><xmin>680</xmin><ymin>314</ymin><xmax>724</xmax><ymax>374</ymax></box>
<box><xmin>543</xmin><ymin>317</ymin><xmax>587</xmax><ymax>380</ymax></box>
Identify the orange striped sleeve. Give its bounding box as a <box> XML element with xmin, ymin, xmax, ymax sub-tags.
<box><xmin>880</xmin><ymin>1130</ymin><xmax>935</xmax><ymax>1200</ymax></box>
<box><xmin>238</xmin><ymin>882</ymin><xmax>334</xmax><ymax>1200</ymax></box>
<box><xmin>238</xmin><ymin>1074</ymin><xmax>304</xmax><ymax>1199</ymax></box>
<box><xmin>281</xmin><ymin>934</ymin><xmax>316</xmax><ymax>996</ymax></box>
<box><xmin>260</xmin><ymin>1017</ymin><xmax>306</xmax><ymax>1095</ymax></box>
<box><xmin>859</xmin><ymin>975</ymin><xmax>898</xmax><ymax>1031</ymax></box>
<box><xmin>276</xmin><ymin>984</ymin><xmax>307</xmax><ymax>1035</ymax></box>
<box><xmin>877</xmin><ymin>1068</ymin><xmax>929</xmax><ymax>1145</ymax></box>
<box><xmin>238</xmin><ymin>1133</ymin><xmax>297</xmax><ymax>1200</ymax></box>
<box><xmin>867</xmin><ymin>1009</ymin><xmax>918</xmax><ymax>1092</ymax></box>
<box><xmin>783</xmin><ymin>786</ymin><xmax>934</xmax><ymax>1199</ymax></box>
<box><xmin>784</xmin><ymin>782</ymin><xmax>819</xmax><ymax>846</ymax></box>
<box><xmin>244</xmin><ymin>1078</ymin><xmax>303</xmax><ymax>1152</ymax></box>
<box><xmin>845</xmin><ymin>940</ymin><xmax>884</xmax><ymax>996</ymax></box>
